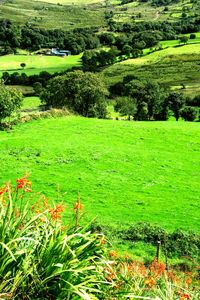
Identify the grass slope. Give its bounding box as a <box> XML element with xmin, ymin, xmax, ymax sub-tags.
<box><xmin>102</xmin><ymin>43</ymin><xmax>200</xmax><ymax>96</ymax></box>
<box><xmin>0</xmin><ymin>54</ymin><xmax>82</xmax><ymax>76</ymax></box>
<box><xmin>0</xmin><ymin>0</ymin><xmax>105</xmax><ymax>30</ymax></box>
<box><xmin>0</xmin><ymin>117</ymin><xmax>199</xmax><ymax>231</ymax></box>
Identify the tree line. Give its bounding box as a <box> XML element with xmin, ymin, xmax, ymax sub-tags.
<box><xmin>111</xmin><ymin>76</ymin><xmax>200</xmax><ymax>121</ymax></box>
<box><xmin>1</xmin><ymin>16</ymin><xmax>200</xmax><ymax>56</ymax></box>
<box><xmin>0</xmin><ymin>19</ymin><xmax>99</xmax><ymax>55</ymax></box>
<box><xmin>1</xmin><ymin>71</ymin><xmax>199</xmax><ymax>124</ymax></box>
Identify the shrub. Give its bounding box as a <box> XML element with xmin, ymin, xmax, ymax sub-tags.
<box><xmin>122</xmin><ymin>222</ymin><xmax>200</xmax><ymax>258</ymax></box>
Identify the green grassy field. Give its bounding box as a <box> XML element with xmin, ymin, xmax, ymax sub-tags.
<box><xmin>102</xmin><ymin>43</ymin><xmax>200</xmax><ymax>96</ymax></box>
<box><xmin>0</xmin><ymin>54</ymin><xmax>82</xmax><ymax>76</ymax></box>
<box><xmin>22</xmin><ymin>96</ymin><xmax>42</xmax><ymax>110</ymax></box>
<box><xmin>0</xmin><ymin>117</ymin><xmax>199</xmax><ymax>232</ymax></box>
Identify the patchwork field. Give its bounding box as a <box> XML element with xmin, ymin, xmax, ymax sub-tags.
<box><xmin>0</xmin><ymin>54</ymin><xmax>82</xmax><ymax>76</ymax></box>
<box><xmin>0</xmin><ymin>117</ymin><xmax>199</xmax><ymax>232</ymax></box>
<box><xmin>0</xmin><ymin>0</ymin><xmax>105</xmax><ymax>30</ymax></box>
<box><xmin>0</xmin><ymin>0</ymin><xmax>199</xmax><ymax>30</ymax></box>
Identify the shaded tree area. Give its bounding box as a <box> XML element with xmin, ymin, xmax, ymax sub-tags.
<box><xmin>107</xmin><ymin>18</ymin><xmax>200</xmax><ymax>37</ymax></box>
<box><xmin>82</xmin><ymin>48</ymin><xmax>119</xmax><ymax>71</ymax></box>
<box><xmin>121</xmin><ymin>0</ymin><xmax>182</xmax><ymax>7</ymax></box>
<box><xmin>111</xmin><ymin>77</ymin><xmax>199</xmax><ymax>121</ymax></box>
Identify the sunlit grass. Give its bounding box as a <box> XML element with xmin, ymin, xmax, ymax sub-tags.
<box><xmin>0</xmin><ymin>54</ymin><xmax>82</xmax><ymax>76</ymax></box>
<box><xmin>0</xmin><ymin>117</ymin><xmax>199</xmax><ymax>232</ymax></box>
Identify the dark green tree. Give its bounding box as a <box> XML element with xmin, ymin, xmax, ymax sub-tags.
<box><xmin>114</xmin><ymin>97</ymin><xmax>136</xmax><ymax>119</ymax></box>
<box><xmin>179</xmin><ymin>36</ymin><xmax>189</xmax><ymax>45</ymax></box>
<box><xmin>20</xmin><ymin>63</ymin><xmax>26</xmax><ymax>69</ymax></box>
<box><xmin>181</xmin><ymin>106</ymin><xmax>198</xmax><ymax>121</ymax></box>
<box><xmin>41</xmin><ymin>71</ymin><xmax>108</xmax><ymax>118</ymax></box>
<box><xmin>167</xmin><ymin>92</ymin><xmax>186</xmax><ymax>121</ymax></box>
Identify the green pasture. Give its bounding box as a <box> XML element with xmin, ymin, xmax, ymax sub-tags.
<box><xmin>0</xmin><ymin>54</ymin><xmax>82</xmax><ymax>76</ymax></box>
<box><xmin>0</xmin><ymin>117</ymin><xmax>199</xmax><ymax>232</ymax></box>
<box><xmin>22</xmin><ymin>96</ymin><xmax>42</xmax><ymax>110</ymax></box>
<box><xmin>102</xmin><ymin>43</ymin><xmax>200</xmax><ymax>96</ymax></box>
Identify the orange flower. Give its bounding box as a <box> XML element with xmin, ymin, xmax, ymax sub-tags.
<box><xmin>74</xmin><ymin>197</ymin><xmax>83</xmax><ymax>211</ymax></box>
<box><xmin>0</xmin><ymin>184</ymin><xmax>9</xmax><ymax>195</ymax></box>
<box><xmin>179</xmin><ymin>293</ymin><xmax>190</xmax><ymax>300</ymax></box>
<box><xmin>149</xmin><ymin>259</ymin><xmax>165</xmax><ymax>278</ymax></box>
<box><xmin>109</xmin><ymin>250</ymin><xmax>119</xmax><ymax>259</ymax></box>
<box><xmin>104</xmin><ymin>266</ymin><xmax>116</xmax><ymax>282</ymax></box>
<box><xmin>16</xmin><ymin>175</ymin><xmax>31</xmax><ymax>190</ymax></box>
<box><xmin>100</xmin><ymin>238</ymin><xmax>106</xmax><ymax>245</ymax></box>
<box><xmin>185</xmin><ymin>277</ymin><xmax>192</xmax><ymax>285</ymax></box>
<box><xmin>144</xmin><ymin>276</ymin><xmax>156</xmax><ymax>288</ymax></box>
<box><xmin>49</xmin><ymin>204</ymin><xmax>65</xmax><ymax>220</ymax></box>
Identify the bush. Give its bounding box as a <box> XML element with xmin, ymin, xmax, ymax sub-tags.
<box><xmin>122</xmin><ymin>222</ymin><xmax>200</xmax><ymax>258</ymax></box>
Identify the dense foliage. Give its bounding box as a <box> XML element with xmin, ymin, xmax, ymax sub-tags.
<box><xmin>0</xmin><ymin>82</ymin><xmax>23</xmax><ymax>123</ymax></box>
<box><xmin>0</xmin><ymin>19</ymin><xmax>99</xmax><ymax>54</ymax></box>
<box><xmin>41</xmin><ymin>71</ymin><xmax>108</xmax><ymax>118</ymax></box>
<box><xmin>1</xmin><ymin>16</ymin><xmax>200</xmax><ymax>56</ymax></box>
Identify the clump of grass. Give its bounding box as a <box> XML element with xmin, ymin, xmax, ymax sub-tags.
<box><xmin>0</xmin><ymin>175</ymin><xmax>107</xmax><ymax>299</ymax></box>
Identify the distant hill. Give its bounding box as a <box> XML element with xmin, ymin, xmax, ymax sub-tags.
<box><xmin>0</xmin><ymin>0</ymin><xmax>199</xmax><ymax>30</ymax></box>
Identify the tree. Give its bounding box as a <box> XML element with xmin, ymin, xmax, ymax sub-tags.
<box><xmin>167</xmin><ymin>92</ymin><xmax>186</xmax><ymax>121</ymax></box>
<box><xmin>20</xmin><ymin>63</ymin><xmax>26</xmax><ymax>69</ymax></box>
<box><xmin>122</xmin><ymin>44</ymin><xmax>132</xmax><ymax>57</ymax></box>
<box><xmin>125</xmin><ymin>79</ymin><xmax>166</xmax><ymax>120</ymax></box>
<box><xmin>0</xmin><ymin>82</ymin><xmax>23</xmax><ymax>123</ymax></box>
<box><xmin>180</xmin><ymin>106</ymin><xmax>198</xmax><ymax>121</ymax></box>
<box><xmin>190</xmin><ymin>33</ymin><xmax>196</xmax><ymax>39</ymax></box>
<box><xmin>114</xmin><ymin>97</ymin><xmax>136</xmax><ymax>119</ymax></box>
<box><xmin>33</xmin><ymin>82</ymin><xmax>43</xmax><ymax>96</ymax></box>
<box><xmin>179</xmin><ymin>36</ymin><xmax>189</xmax><ymax>45</ymax></box>
<box><xmin>41</xmin><ymin>71</ymin><xmax>108</xmax><ymax>118</ymax></box>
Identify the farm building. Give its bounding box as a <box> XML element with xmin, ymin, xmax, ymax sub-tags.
<box><xmin>50</xmin><ymin>48</ymin><xmax>71</xmax><ymax>56</ymax></box>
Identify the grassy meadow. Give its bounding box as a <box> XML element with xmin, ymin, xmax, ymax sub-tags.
<box><xmin>0</xmin><ymin>53</ymin><xmax>82</xmax><ymax>76</ymax></box>
<box><xmin>0</xmin><ymin>117</ymin><xmax>199</xmax><ymax>233</ymax></box>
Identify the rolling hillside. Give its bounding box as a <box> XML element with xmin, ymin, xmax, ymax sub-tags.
<box><xmin>102</xmin><ymin>42</ymin><xmax>200</xmax><ymax>96</ymax></box>
<box><xmin>0</xmin><ymin>0</ymin><xmax>199</xmax><ymax>30</ymax></box>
